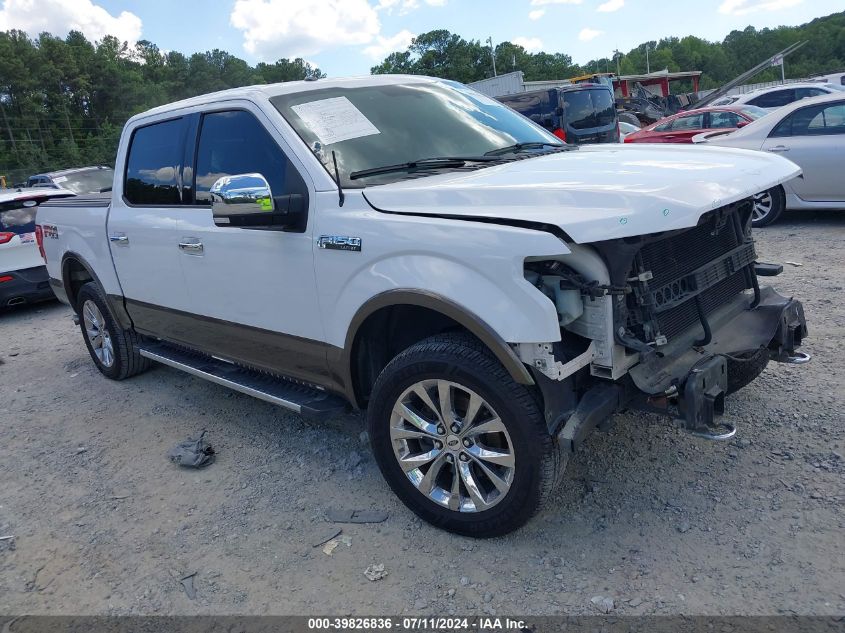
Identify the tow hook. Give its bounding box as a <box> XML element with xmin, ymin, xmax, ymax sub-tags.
<box><xmin>782</xmin><ymin>351</ymin><xmax>811</xmax><ymax>365</ymax></box>
<box><xmin>678</xmin><ymin>356</ymin><xmax>736</xmax><ymax>441</ymax></box>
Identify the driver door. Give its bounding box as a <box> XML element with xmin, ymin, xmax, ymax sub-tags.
<box><xmin>176</xmin><ymin>105</ymin><xmax>327</xmax><ymax>384</ymax></box>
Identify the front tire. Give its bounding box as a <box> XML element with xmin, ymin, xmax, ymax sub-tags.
<box><xmin>77</xmin><ymin>282</ymin><xmax>150</xmax><ymax>380</ymax></box>
<box><xmin>751</xmin><ymin>186</ymin><xmax>785</xmax><ymax>228</ymax></box>
<box><xmin>367</xmin><ymin>333</ymin><xmax>564</xmax><ymax>537</ymax></box>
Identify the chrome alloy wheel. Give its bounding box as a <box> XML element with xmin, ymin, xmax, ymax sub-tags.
<box><xmin>752</xmin><ymin>190</ymin><xmax>773</xmax><ymax>222</ymax></box>
<box><xmin>390</xmin><ymin>379</ymin><xmax>515</xmax><ymax>512</ymax></box>
<box><xmin>82</xmin><ymin>299</ymin><xmax>114</xmax><ymax>368</ymax></box>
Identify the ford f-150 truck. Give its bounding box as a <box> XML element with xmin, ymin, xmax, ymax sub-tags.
<box><xmin>36</xmin><ymin>75</ymin><xmax>809</xmax><ymax>537</ymax></box>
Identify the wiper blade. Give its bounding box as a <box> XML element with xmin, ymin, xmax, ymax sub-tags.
<box><xmin>349</xmin><ymin>156</ymin><xmax>498</xmax><ymax>180</ymax></box>
<box><xmin>484</xmin><ymin>141</ymin><xmax>568</xmax><ymax>156</ymax></box>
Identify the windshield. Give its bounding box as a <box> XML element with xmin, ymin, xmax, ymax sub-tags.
<box><xmin>271</xmin><ymin>80</ymin><xmax>560</xmax><ymax>187</ymax></box>
<box><xmin>562</xmin><ymin>88</ymin><xmax>616</xmax><ymax>130</ymax></box>
<box><xmin>738</xmin><ymin>105</ymin><xmax>769</xmax><ymax>120</ymax></box>
<box><xmin>55</xmin><ymin>168</ymin><xmax>114</xmax><ymax>193</ymax></box>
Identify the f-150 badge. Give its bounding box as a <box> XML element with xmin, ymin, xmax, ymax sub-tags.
<box><xmin>318</xmin><ymin>235</ymin><xmax>362</xmax><ymax>252</ymax></box>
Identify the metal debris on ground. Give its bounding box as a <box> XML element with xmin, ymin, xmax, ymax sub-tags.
<box><xmin>311</xmin><ymin>527</ymin><xmax>342</xmax><ymax>548</ymax></box>
<box><xmin>322</xmin><ymin>535</ymin><xmax>352</xmax><ymax>556</ymax></box>
<box><xmin>168</xmin><ymin>430</ymin><xmax>215</xmax><ymax>468</ymax></box>
<box><xmin>327</xmin><ymin>508</ymin><xmax>388</xmax><ymax>524</ymax></box>
<box><xmin>364</xmin><ymin>564</ymin><xmax>388</xmax><ymax>582</ymax></box>
<box><xmin>785</xmin><ymin>261</ymin><xmax>803</xmax><ymax>267</ymax></box>
<box><xmin>180</xmin><ymin>572</ymin><xmax>197</xmax><ymax>600</ymax></box>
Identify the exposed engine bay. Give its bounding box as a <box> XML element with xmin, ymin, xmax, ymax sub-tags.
<box><xmin>521</xmin><ymin>199</ymin><xmax>808</xmax><ymax>443</ymax></box>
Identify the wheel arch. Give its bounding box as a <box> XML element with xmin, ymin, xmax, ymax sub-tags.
<box><xmin>61</xmin><ymin>252</ymin><xmax>133</xmax><ymax>329</ymax></box>
<box><xmin>341</xmin><ymin>290</ymin><xmax>534</xmax><ymax>408</ymax></box>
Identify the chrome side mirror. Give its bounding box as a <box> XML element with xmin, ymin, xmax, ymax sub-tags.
<box><xmin>210</xmin><ymin>173</ymin><xmax>274</xmax><ymax>223</ymax></box>
<box><xmin>210</xmin><ymin>173</ymin><xmax>307</xmax><ymax>230</ymax></box>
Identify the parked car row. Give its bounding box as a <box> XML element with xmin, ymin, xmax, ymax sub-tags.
<box><xmin>620</xmin><ymin>84</ymin><xmax>845</xmax><ymax>226</ymax></box>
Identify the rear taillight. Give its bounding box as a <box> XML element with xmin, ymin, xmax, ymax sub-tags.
<box><xmin>0</xmin><ymin>232</ymin><xmax>14</xmax><ymax>245</ymax></box>
<box><xmin>35</xmin><ymin>225</ymin><xmax>46</xmax><ymax>262</ymax></box>
<box><xmin>0</xmin><ymin>275</ymin><xmax>12</xmax><ymax>283</ymax></box>
<box><xmin>552</xmin><ymin>128</ymin><xmax>566</xmax><ymax>142</ymax></box>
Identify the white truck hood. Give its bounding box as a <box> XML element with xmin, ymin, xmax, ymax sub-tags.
<box><xmin>362</xmin><ymin>144</ymin><xmax>800</xmax><ymax>243</ymax></box>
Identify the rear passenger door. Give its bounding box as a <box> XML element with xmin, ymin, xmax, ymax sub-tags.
<box><xmin>176</xmin><ymin>105</ymin><xmax>327</xmax><ymax>384</ymax></box>
<box><xmin>108</xmin><ymin>116</ymin><xmax>195</xmax><ymax>334</ymax></box>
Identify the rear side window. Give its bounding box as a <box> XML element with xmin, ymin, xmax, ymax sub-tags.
<box><xmin>670</xmin><ymin>113</ymin><xmax>705</xmax><ymax>130</ymax></box>
<box><xmin>193</xmin><ymin>110</ymin><xmax>306</xmax><ymax>204</ymax></box>
<box><xmin>709</xmin><ymin>111</ymin><xmax>742</xmax><ymax>128</ymax></box>
<box><xmin>795</xmin><ymin>87</ymin><xmax>826</xmax><ymax>100</ymax></box>
<box><xmin>498</xmin><ymin>91</ymin><xmax>554</xmax><ymax>129</ymax></box>
<box><xmin>563</xmin><ymin>89</ymin><xmax>615</xmax><ymax>130</ymax></box>
<box><xmin>748</xmin><ymin>89</ymin><xmax>794</xmax><ymax>108</ymax></box>
<box><xmin>124</xmin><ymin>118</ymin><xmax>187</xmax><ymax>205</ymax></box>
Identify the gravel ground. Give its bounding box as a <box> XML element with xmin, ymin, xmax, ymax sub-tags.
<box><xmin>1</xmin><ymin>209</ymin><xmax>843</xmax><ymax>617</ymax></box>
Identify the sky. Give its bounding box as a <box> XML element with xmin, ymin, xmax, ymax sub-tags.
<box><xmin>0</xmin><ymin>0</ymin><xmax>841</xmax><ymax>76</ymax></box>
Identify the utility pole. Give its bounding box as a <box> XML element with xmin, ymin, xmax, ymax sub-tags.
<box><xmin>613</xmin><ymin>49</ymin><xmax>621</xmax><ymax>77</ymax></box>
<box><xmin>645</xmin><ymin>44</ymin><xmax>650</xmax><ymax>74</ymax></box>
<box><xmin>486</xmin><ymin>37</ymin><xmax>497</xmax><ymax>77</ymax></box>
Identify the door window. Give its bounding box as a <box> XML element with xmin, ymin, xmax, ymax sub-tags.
<box><xmin>708</xmin><ymin>111</ymin><xmax>742</xmax><ymax>128</ymax></box>
<box><xmin>771</xmin><ymin>102</ymin><xmax>845</xmax><ymax>137</ymax></box>
<box><xmin>124</xmin><ymin>118</ymin><xmax>187</xmax><ymax>205</ymax></box>
<box><xmin>194</xmin><ymin>110</ymin><xmax>306</xmax><ymax>204</ymax></box>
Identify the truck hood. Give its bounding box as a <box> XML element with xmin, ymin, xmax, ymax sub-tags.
<box><xmin>362</xmin><ymin>144</ymin><xmax>800</xmax><ymax>243</ymax></box>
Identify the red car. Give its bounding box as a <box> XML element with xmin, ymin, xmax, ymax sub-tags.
<box><xmin>623</xmin><ymin>105</ymin><xmax>770</xmax><ymax>144</ymax></box>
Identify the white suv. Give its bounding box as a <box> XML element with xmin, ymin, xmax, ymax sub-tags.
<box><xmin>0</xmin><ymin>189</ymin><xmax>74</xmax><ymax>308</ymax></box>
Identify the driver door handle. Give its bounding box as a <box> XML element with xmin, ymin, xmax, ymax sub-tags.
<box><xmin>768</xmin><ymin>145</ymin><xmax>790</xmax><ymax>152</ymax></box>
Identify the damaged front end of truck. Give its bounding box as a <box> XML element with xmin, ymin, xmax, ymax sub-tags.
<box><xmin>521</xmin><ymin>197</ymin><xmax>808</xmax><ymax>448</ymax></box>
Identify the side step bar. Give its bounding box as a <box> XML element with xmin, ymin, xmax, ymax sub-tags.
<box><xmin>139</xmin><ymin>343</ymin><xmax>348</xmax><ymax>420</ymax></box>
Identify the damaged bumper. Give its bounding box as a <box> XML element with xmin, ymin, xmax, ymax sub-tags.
<box><xmin>542</xmin><ymin>286</ymin><xmax>809</xmax><ymax>450</ymax></box>
<box><xmin>630</xmin><ymin>286</ymin><xmax>808</xmax><ymax>435</ymax></box>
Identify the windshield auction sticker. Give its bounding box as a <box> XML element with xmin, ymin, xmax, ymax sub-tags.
<box><xmin>292</xmin><ymin>96</ymin><xmax>380</xmax><ymax>145</ymax></box>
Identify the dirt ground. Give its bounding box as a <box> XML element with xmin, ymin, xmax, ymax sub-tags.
<box><xmin>1</xmin><ymin>209</ymin><xmax>843</xmax><ymax>617</ymax></box>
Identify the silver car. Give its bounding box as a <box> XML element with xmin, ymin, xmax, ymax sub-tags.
<box><xmin>695</xmin><ymin>93</ymin><xmax>845</xmax><ymax>226</ymax></box>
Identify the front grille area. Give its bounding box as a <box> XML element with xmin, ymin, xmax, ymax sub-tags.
<box><xmin>655</xmin><ymin>271</ymin><xmax>749</xmax><ymax>340</ymax></box>
<box><xmin>627</xmin><ymin>203</ymin><xmax>754</xmax><ymax>343</ymax></box>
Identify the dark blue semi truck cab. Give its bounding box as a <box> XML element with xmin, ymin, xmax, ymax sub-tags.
<box><xmin>497</xmin><ymin>84</ymin><xmax>619</xmax><ymax>144</ymax></box>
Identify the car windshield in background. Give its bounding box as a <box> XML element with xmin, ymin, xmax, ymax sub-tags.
<box><xmin>58</xmin><ymin>168</ymin><xmax>114</xmax><ymax>193</ymax></box>
<box><xmin>738</xmin><ymin>105</ymin><xmax>770</xmax><ymax>120</ymax></box>
<box><xmin>563</xmin><ymin>89</ymin><xmax>616</xmax><ymax>130</ymax></box>
<box><xmin>271</xmin><ymin>80</ymin><xmax>560</xmax><ymax>187</ymax></box>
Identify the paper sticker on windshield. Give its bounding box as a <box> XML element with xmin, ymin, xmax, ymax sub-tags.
<box><xmin>52</xmin><ymin>176</ymin><xmax>68</xmax><ymax>183</ymax></box>
<box><xmin>291</xmin><ymin>97</ymin><xmax>380</xmax><ymax>145</ymax></box>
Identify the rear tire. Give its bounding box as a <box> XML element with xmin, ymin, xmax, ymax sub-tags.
<box><xmin>367</xmin><ymin>332</ymin><xmax>564</xmax><ymax>537</ymax></box>
<box><xmin>77</xmin><ymin>282</ymin><xmax>150</xmax><ymax>380</ymax></box>
<box><xmin>751</xmin><ymin>186</ymin><xmax>785</xmax><ymax>228</ymax></box>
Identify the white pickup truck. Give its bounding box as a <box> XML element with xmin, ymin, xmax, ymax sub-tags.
<box><xmin>36</xmin><ymin>75</ymin><xmax>809</xmax><ymax>536</ymax></box>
